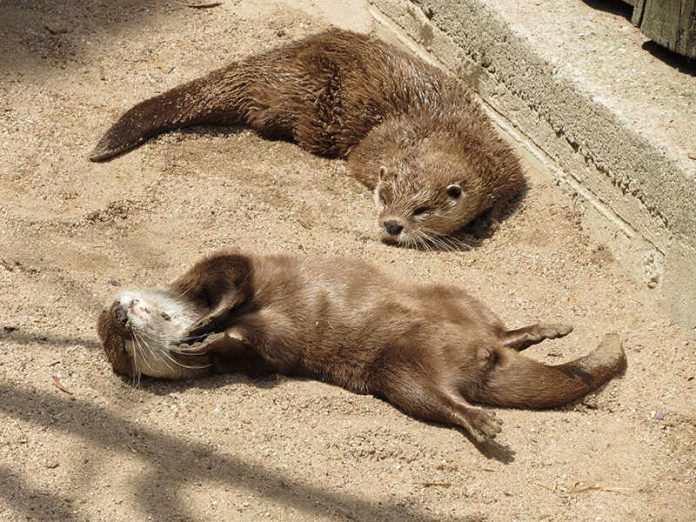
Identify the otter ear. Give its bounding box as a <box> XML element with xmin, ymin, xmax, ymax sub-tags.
<box><xmin>379</xmin><ymin>166</ymin><xmax>387</xmax><ymax>181</ymax></box>
<box><xmin>446</xmin><ymin>184</ymin><xmax>463</xmax><ymax>199</ymax></box>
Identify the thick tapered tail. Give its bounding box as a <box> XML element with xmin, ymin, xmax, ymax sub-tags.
<box><xmin>90</xmin><ymin>68</ymin><xmax>240</xmax><ymax>162</ymax></box>
<box><xmin>479</xmin><ymin>333</ymin><xmax>626</xmax><ymax>409</ymax></box>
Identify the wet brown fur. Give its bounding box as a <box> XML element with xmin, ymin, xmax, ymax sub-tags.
<box><xmin>90</xmin><ymin>29</ymin><xmax>525</xmax><ymax>242</ymax></box>
<box><xmin>97</xmin><ymin>251</ymin><xmax>625</xmax><ymax>441</ymax></box>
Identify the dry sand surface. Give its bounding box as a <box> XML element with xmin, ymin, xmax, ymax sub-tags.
<box><xmin>1</xmin><ymin>1</ymin><xmax>694</xmax><ymax>520</ymax></box>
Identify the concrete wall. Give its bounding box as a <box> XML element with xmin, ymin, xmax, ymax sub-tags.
<box><xmin>368</xmin><ymin>0</ymin><xmax>696</xmax><ymax>335</ymax></box>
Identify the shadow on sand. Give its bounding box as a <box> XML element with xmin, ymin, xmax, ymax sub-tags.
<box><xmin>1</xmin><ymin>382</ymin><xmax>483</xmax><ymax>521</ymax></box>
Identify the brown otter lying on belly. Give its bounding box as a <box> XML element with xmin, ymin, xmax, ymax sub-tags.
<box><xmin>96</xmin><ymin>251</ymin><xmax>625</xmax><ymax>441</ymax></box>
<box><xmin>90</xmin><ymin>29</ymin><xmax>525</xmax><ymax>246</ymax></box>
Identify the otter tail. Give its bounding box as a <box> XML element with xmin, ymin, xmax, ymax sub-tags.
<box><xmin>478</xmin><ymin>333</ymin><xmax>626</xmax><ymax>409</ymax></box>
<box><xmin>90</xmin><ymin>68</ymin><xmax>243</xmax><ymax>162</ymax></box>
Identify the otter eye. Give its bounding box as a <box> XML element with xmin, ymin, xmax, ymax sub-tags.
<box><xmin>446</xmin><ymin>184</ymin><xmax>463</xmax><ymax>199</ymax></box>
<box><xmin>412</xmin><ymin>205</ymin><xmax>431</xmax><ymax>216</ymax></box>
<box><xmin>160</xmin><ymin>312</ymin><xmax>171</xmax><ymax>321</ymax></box>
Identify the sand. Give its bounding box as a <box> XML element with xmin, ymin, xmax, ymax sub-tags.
<box><xmin>1</xmin><ymin>1</ymin><xmax>694</xmax><ymax>520</ymax></box>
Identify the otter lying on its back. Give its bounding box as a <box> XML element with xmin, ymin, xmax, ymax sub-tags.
<box><xmin>90</xmin><ymin>29</ymin><xmax>525</xmax><ymax>246</ymax></box>
<box><xmin>97</xmin><ymin>251</ymin><xmax>625</xmax><ymax>442</ymax></box>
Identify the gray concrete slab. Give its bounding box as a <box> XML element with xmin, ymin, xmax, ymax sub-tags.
<box><xmin>369</xmin><ymin>0</ymin><xmax>696</xmax><ymax>332</ymax></box>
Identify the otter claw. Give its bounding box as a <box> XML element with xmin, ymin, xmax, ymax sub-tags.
<box><xmin>174</xmin><ymin>332</ymin><xmax>229</xmax><ymax>353</ymax></box>
<box><xmin>182</xmin><ymin>315</ymin><xmax>225</xmax><ymax>343</ymax></box>
<box><xmin>173</xmin><ymin>333</ymin><xmax>208</xmax><ymax>347</ymax></box>
<box><xmin>174</xmin><ymin>341</ymin><xmax>209</xmax><ymax>354</ymax></box>
<box><xmin>177</xmin><ymin>318</ymin><xmax>225</xmax><ymax>346</ymax></box>
<box><xmin>469</xmin><ymin>409</ymin><xmax>503</xmax><ymax>442</ymax></box>
<box><xmin>538</xmin><ymin>323</ymin><xmax>573</xmax><ymax>339</ymax></box>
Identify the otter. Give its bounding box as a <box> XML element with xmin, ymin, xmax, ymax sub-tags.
<box><xmin>97</xmin><ymin>251</ymin><xmax>625</xmax><ymax>441</ymax></box>
<box><xmin>90</xmin><ymin>29</ymin><xmax>525</xmax><ymax>246</ymax></box>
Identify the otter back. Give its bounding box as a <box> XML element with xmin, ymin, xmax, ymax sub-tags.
<box><xmin>90</xmin><ymin>29</ymin><xmax>525</xmax><ymax>244</ymax></box>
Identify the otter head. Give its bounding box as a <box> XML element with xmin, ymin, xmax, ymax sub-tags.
<box><xmin>374</xmin><ymin>161</ymin><xmax>481</xmax><ymax>248</ymax></box>
<box><xmin>96</xmin><ymin>289</ymin><xmax>211</xmax><ymax>381</ymax></box>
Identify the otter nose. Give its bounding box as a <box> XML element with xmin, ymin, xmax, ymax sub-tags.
<box><xmin>114</xmin><ymin>303</ymin><xmax>128</xmax><ymax>325</ymax></box>
<box><xmin>383</xmin><ymin>220</ymin><xmax>404</xmax><ymax>236</ymax></box>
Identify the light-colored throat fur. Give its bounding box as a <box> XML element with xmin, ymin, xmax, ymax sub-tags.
<box><xmin>118</xmin><ymin>289</ymin><xmax>209</xmax><ymax>378</ymax></box>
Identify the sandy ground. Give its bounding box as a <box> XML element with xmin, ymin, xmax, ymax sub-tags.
<box><xmin>1</xmin><ymin>1</ymin><xmax>695</xmax><ymax>520</ymax></box>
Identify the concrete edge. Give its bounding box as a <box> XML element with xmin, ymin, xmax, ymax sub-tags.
<box><xmin>367</xmin><ymin>0</ymin><xmax>696</xmax><ymax>334</ymax></box>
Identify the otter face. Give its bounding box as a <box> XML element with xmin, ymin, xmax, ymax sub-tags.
<box><xmin>374</xmin><ymin>166</ymin><xmax>479</xmax><ymax>248</ymax></box>
<box><xmin>96</xmin><ymin>289</ymin><xmax>210</xmax><ymax>381</ymax></box>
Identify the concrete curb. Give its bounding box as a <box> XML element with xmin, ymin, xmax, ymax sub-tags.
<box><xmin>368</xmin><ymin>0</ymin><xmax>696</xmax><ymax>333</ymax></box>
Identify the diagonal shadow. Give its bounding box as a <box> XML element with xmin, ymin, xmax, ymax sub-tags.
<box><xmin>0</xmin><ymin>465</ymin><xmax>77</xmax><ymax>521</ymax></box>
<box><xmin>0</xmin><ymin>0</ymin><xmax>172</xmax><ymax>75</ymax></box>
<box><xmin>0</xmin><ymin>326</ymin><xmax>515</xmax><ymax>463</ymax></box>
<box><xmin>581</xmin><ymin>0</ymin><xmax>633</xmax><ymax>20</ymax></box>
<box><xmin>640</xmin><ymin>41</ymin><xmax>696</xmax><ymax>77</ymax></box>
<box><xmin>0</xmin><ymin>383</ymin><xmax>477</xmax><ymax>522</ymax></box>
<box><xmin>0</xmin><ymin>331</ymin><xmax>101</xmax><ymax>351</ymax></box>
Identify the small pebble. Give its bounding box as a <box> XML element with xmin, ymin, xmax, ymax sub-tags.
<box><xmin>108</xmin><ymin>278</ymin><xmax>121</xmax><ymax>287</ymax></box>
<box><xmin>654</xmin><ymin>409</ymin><xmax>665</xmax><ymax>420</ymax></box>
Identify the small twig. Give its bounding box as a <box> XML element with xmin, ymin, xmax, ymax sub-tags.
<box><xmin>52</xmin><ymin>376</ymin><xmax>73</xmax><ymax>395</ymax></box>
<box><xmin>570</xmin><ymin>484</ymin><xmax>631</xmax><ymax>495</ymax></box>
<box><xmin>534</xmin><ymin>481</ymin><xmax>557</xmax><ymax>493</ymax></box>
<box><xmin>185</xmin><ymin>2</ymin><xmax>222</xmax><ymax>8</ymax></box>
<box><xmin>416</xmin><ymin>481</ymin><xmax>451</xmax><ymax>488</ymax></box>
<box><xmin>45</xmin><ymin>25</ymin><xmax>69</xmax><ymax>35</ymax></box>
<box><xmin>571</xmin><ymin>485</ymin><xmax>600</xmax><ymax>494</ymax></box>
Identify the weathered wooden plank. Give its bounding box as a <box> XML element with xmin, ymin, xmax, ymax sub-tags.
<box><xmin>631</xmin><ymin>0</ymin><xmax>645</xmax><ymax>25</ymax></box>
<box><xmin>676</xmin><ymin>0</ymin><xmax>696</xmax><ymax>57</ymax></box>
<box><xmin>632</xmin><ymin>0</ymin><xmax>696</xmax><ymax>58</ymax></box>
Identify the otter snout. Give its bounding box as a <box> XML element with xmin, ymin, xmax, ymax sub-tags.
<box><xmin>114</xmin><ymin>303</ymin><xmax>128</xmax><ymax>325</ymax></box>
<box><xmin>381</xmin><ymin>217</ymin><xmax>407</xmax><ymax>244</ymax></box>
<box><xmin>383</xmin><ymin>219</ymin><xmax>404</xmax><ymax>236</ymax></box>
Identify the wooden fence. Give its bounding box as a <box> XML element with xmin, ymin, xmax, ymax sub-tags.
<box><xmin>621</xmin><ymin>0</ymin><xmax>696</xmax><ymax>58</ymax></box>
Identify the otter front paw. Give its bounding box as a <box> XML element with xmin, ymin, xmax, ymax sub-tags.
<box><xmin>183</xmin><ymin>318</ymin><xmax>217</xmax><ymax>343</ymax></box>
<box><xmin>181</xmin><ymin>307</ymin><xmax>234</xmax><ymax>344</ymax></box>
<box><xmin>174</xmin><ymin>332</ymin><xmax>227</xmax><ymax>353</ymax></box>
